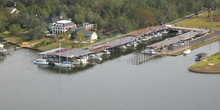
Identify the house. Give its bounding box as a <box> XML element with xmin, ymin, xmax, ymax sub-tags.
<box><xmin>78</xmin><ymin>23</ymin><xmax>94</xmax><ymax>31</ymax></box>
<box><xmin>72</xmin><ymin>30</ymin><xmax>98</xmax><ymax>42</ymax></box>
<box><xmin>52</xmin><ymin>20</ymin><xmax>77</xmax><ymax>34</ymax></box>
<box><xmin>7</xmin><ymin>7</ymin><xmax>20</xmax><ymax>14</ymax></box>
<box><xmin>45</xmin><ymin>16</ymin><xmax>60</xmax><ymax>31</ymax></box>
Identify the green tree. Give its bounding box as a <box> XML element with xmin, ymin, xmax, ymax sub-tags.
<box><xmin>75</xmin><ymin>32</ymin><xmax>85</xmax><ymax>46</ymax></box>
<box><xmin>0</xmin><ymin>12</ymin><xmax>7</xmax><ymax>32</ymax></box>
<box><xmin>97</xmin><ymin>31</ymin><xmax>102</xmax><ymax>39</ymax></box>
<box><xmin>9</xmin><ymin>24</ymin><xmax>21</xmax><ymax>35</ymax></box>
<box><xmin>27</xmin><ymin>24</ymin><xmax>47</xmax><ymax>40</ymax></box>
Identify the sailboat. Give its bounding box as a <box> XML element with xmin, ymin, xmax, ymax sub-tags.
<box><xmin>183</xmin><ymin>32</ymin><xmax>191</xmax><ymax>55</ymax></box>
<box><xmin>54</xmin><ymin>42</ymin><xmax>74</xmax><ymax>68</ymax></box>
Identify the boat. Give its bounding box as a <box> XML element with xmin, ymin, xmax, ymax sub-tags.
<box><xmin>54</xmin><ymin>62</ymin><xmax>73</xmax><ymax>68</ymax></box>
<box><xmin>102</xmin><ymin>50</ymin><xmax>111</xmax><ymax>55</ymax></box>
<box><xmin>183</xmin><ymin>49</ymin><xmax>191</xmax><ymax>55</ymax></box>
<box><xmin>161</xmin><ymin>30</ymin><xmax>168</xmax><ymax>34</ymax></box>
<box><xmin>0</xmin><ymin>47</ymin><xmax>8</xmax><ymax>55</ymax></box>
<box><xmin>54</xmin><ymin>41</ymin><xmax>74</xmax><ymax>68</ymax></box>
<box><xmin>176</xmin><ymin>30</ymin><xmax>183</xmax><ymax>35</ymax></box>
<box><xmin>141</xmin><ymin>49</ymin><xmax>157</xmax><ymax>55</ymax></box>
<box><xmin>183</xmin><ymin>33</ymin><xmax>191</xmax><ymax>55</ymax></box>
<box><xmin>0</xmin><ymin>43</ymin><xmax>4</xmax><ymax>48</ymax></box>
<box><xmin>80</xmin><ymin>56</ymin><xmax>89</xmax><ymax>65</ymax></box>
<box><xmin>33</xmin><ymin>59</ymin><xmax>49</xmax><ymax>65</ymax></box>
<box><xmin>89</xmin><ymin>54</ymin><xmax>102</xmax><ymax>61</ymax></box>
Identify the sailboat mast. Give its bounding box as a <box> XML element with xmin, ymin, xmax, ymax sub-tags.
<box><xmin>59</xmin><ymin>41</ymin><xmax>61</xmax><ymax>63</ymax></box>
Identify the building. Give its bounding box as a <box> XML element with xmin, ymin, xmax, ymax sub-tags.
<box><xmin>52</xmin><ymin>20</ymin><xmax>77</xmax><ymax>34</ymax></box>
<box><xmin>45</xmin><ymin>16</ymin><xmax>60</xmax><ymax>30</ymax></box>
<box><xmin>78</xmin><ymin>23</ymin><xmax>94</xmax><ymax>31</ymax></box>
<box><xmin>72</xmin><ymin>30</ymin><xmax>98</xmax><ymax>42</ymax></box>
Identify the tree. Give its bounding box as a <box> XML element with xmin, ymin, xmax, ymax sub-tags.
<box><xmin>97</xmin><ymin>31</ymin><xmax>102</xmax><ymax>39</ymax></box>
<box><xmin>9</xmin><ymin>24</ymin><xmax>21</xmax><ymax>35</ymax></box>
<box><xmin>75</xmin><ymin>32</ymin><xmax>85</xmax><ymax>46</ymax></box>
<box><xmin>0</xmin><ymin>12</ymin><xmax>7</xmax><ymax>32</ymax></box>
<box><xmin>27</xmin><ymin>24</ymin><xmax>47</xmax><ymax>40</ymax></box>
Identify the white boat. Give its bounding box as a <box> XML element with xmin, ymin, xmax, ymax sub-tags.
<box><xmin>161</xmin><ymin>30</ymin><xmax>168</xmax><ymax>34</ymax></box>
<box><xmin>72</xmin><ymin>59</ymin><xmax>81</xmax><ymax>65</ymax></box>
<box><xmin>183</xmin><ymin>33</ymin><xmax>191</xmax><ymax>55</ymax></box>
<box><xmin>141</xmin><ymin>49</ymin><xmax>157</xmax><ymax>55</ymax></box>
<box><xmin>33</xmin><ymin>59</ymin><xmax>49</xmax><ymax>65</ymax></box>
<box><xmin>102</xmin><ymin>50</ymin><xmax>111</xmax><ymax>55</ymax></box>
<box><xmin>183</xmin><ymin>49</ymin><xmax>191</xmax><ymax>55</ymax></box>
<box><xmin>54</xmin><ymin>62</ymin><xmax>74</xmax><ymax>68</ymax></box>
<box><xmin>54</xmin><ymin>41</ymin><xmax>74</xmax><ymax>68</ymax></box>
<box><xmin>81</xmin><ymin>56</ymin><xmax>89</xmax><ymax>65</ymax></box>
<box><xmin>176</xmin><ymin>30</ymin><xmax>182</xmax><ymax>35</ymax></box>
<box><xmin>89</xmin><ymin>54</ymin><xmax>102</xmax><ymax>61</ymax></box>
<box><xmin>0</xmin><ymin>43</ymin><xmax>4</xmax><ymax>48</ymax></box>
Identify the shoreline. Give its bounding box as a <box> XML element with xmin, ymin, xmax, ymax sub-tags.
<box><xmin>188</xmin><ymin>68</ymin><xmax>220</xmax><ymax>74</ymax></box>
<box><xmin>189</xmin><ymin>52</ymin><xmax>220</xmax><ymax>74</ymax></box>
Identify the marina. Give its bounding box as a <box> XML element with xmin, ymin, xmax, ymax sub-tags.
<box><xmin>1</xmin><ymin>39</ymin><xmax>220</xmax><ymax>110</ymax></box>
<box><xmin>32</xmin><ymin>25</ymin><xmax>212</xmax><ymax>68</ymax></box>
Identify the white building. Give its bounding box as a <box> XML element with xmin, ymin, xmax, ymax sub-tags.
<box><xmin>51</xmin><ymin>20</ymin><xmax>77</xmax><ymax>34</ymax></box>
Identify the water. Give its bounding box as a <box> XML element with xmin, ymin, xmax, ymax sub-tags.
<box><xmin>0</xmin><ymin>40</ymin><xmax>220</xmax><ymax>110</ymax></box>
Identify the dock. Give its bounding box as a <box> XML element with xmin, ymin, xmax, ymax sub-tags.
<box><xmin>87</xmin><ymin>26</ymin><xmax>167</xmax><ymax>52</ymax></box>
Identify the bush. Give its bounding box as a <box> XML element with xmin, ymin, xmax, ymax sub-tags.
<box><xmin>9</xmin><ymin>24</ymin><xmax>21</xmax><ymax>35</ymax></box>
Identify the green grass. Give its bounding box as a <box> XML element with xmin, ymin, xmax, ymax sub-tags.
<box><xmin>175</xmin><ymin>11</ymin><xmax>220</xmax><ymax>30</ymax></box>
<box><xmin>189</xmin><ymin>52</ymin><xmax>220</xmax><ymax>73</ymax></box>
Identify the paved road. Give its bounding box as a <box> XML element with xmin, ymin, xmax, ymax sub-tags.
<box><xmin>168</xmin><ymin>10</ymin><xmax>208</xmax><ymax>25</ymax></box>
<box><xmin>166</xmin><ymin>30</ymin><xmax>220</xmax><ymax>55</ymax></box>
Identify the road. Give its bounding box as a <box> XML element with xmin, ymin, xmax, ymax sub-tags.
<box><xmin>166</xmin><ymin>30</ymin><xmax>220</xmax><ymax>55</ymax></box>
<box><xmin>168</xmin><ymin>9</ymin><xmax>208</xmax><ymax>25</ymax></box>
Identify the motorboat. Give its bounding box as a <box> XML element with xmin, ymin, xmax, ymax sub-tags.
<box><xmin>80</xmin><ymin>56</ymin><xmax>89</xmax><ymax>65</ymax></box>
<box><xmin>33</xmin><ymin>59</ymin><xmax>49</xmax><ymax>65</ymax></box>
<box><xmin>72</xmin><ymin>59</ymin><xmax>81</xmax><ymax>65</ymax></box>
<box><xmin>176</xmin><ymin>30</ymin><xmax>183</xmax><ymax>35</ymax></box>
<box><xmin>89</xmin><ymin>54</ymin><xmax>102</xmax><ymax>61</ymax></box>
<box><xmin>183</xmin><ymin>49</ymin><xmax>191</xmax><ymax>55</ymax></box>
<box><xmin>54</xmin><ymin>62</ymin><xmax>74</xmax><ymax>68</ymax></box>
<box><xmin>141</xmin><ymin>49</ymin><xmax>157</xmax><ymax>55</ymax></box>
<box><xmin>102</xmin><ymin>50</ymin><xmax>111</xmax><ymax>55</ymax></box>
<box><xmin>183</xmin><ymin>33</ymin><xmax>191</xmax><ymax>55</ymax></box>
<box><xmin>0</xmin><ymin>43</ymin><xmax>4</xmax><ymax>48</ymax></box>
<box><xmin>161</xmin><ymin>30</ymin><xmax>168</xmax><ymax>34</ymax></box>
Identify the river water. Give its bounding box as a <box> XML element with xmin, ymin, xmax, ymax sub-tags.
<box><xmin>0</xmin><ymin>40</ymin><xmax>220</xmax><ymax>110</ymax></box>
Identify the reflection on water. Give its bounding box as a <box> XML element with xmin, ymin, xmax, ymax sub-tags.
<box><xmin>1</xmin><ymin>38</ymin><xmax>220</xmax><ymax>110</ymax></box>
<box><xmin>0</xmin><ymin>55</ymin><xmax>6</xmax><ymax>61</ymax></box>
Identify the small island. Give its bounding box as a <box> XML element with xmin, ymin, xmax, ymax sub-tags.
<box><xmin>189</xmin><ymin>52</ymin><xmax>220</xmax><ymax>74</ymax></box>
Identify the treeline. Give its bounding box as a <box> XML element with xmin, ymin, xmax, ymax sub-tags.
<box><xmin>0</xmin><ymin>0</ymin><xmax>219</xmax><ymax>39</ymax></box>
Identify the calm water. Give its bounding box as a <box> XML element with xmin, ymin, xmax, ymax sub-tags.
<box><xmin>0</xmin><ymin>40</ymin><xmax>220</xmax><ymax>110</ymax></box>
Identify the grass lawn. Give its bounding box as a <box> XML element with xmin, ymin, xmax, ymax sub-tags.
<box><xmin>37</xmin><ymin>40</ymin><xmax>91</xmax><ymax>51</ymax></box>
<box><xmin>189</xmin><ymin>52</ymin><xmax>220</xmax><ymax>73</ymax></box>
<box><xmin>175</xmin><ymin>11</ymin><xmax>220</xmax><ymax>30</ymax></box>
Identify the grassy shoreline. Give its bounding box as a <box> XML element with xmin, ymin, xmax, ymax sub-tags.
<box><xmin>189</xmin><ymin>52</ymin><xmax>220</xmax><ymax>74</ymax></box>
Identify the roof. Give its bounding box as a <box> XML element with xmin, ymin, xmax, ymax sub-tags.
<box><xmin>63</xmin><ymin>22</ymin><xmax>75</xmax><ymax>27</ymax></box>
<box><xmin>38</xmin><ymin>48</ymin><xmax>94</xmax><ymax>57</ymax></box>
<box><xmin>45</xmin><ymin>16</ymin><xmax>60</xmax><ymax>23</ymax></box>
<box><xmin>54</xmin><ymin>48</ymin><xmax>94</xmax><ymax>57</ymax></box>
<box><xmin>88</xmin><ymin>36</ymin><xmax>136</xmax><ymax>51</ymax></box>
<box><xmin>149</xmin><ymin>31</ymin><xmax>199</xmax><ymax>48</ymax></box>
<box><xmin>75</xmin><ymin>30</ymin><xmax>95</xmax><ymax>37</ymax></box>
<box><xmin>57</xmin><ymin>20</ymin><xmax>72</xmax><ymax>24</ymax></box>
<box><xmin>38</xmin><ymin>48</ymin><xmax>64</xmax><ymax>55</ymax></box>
